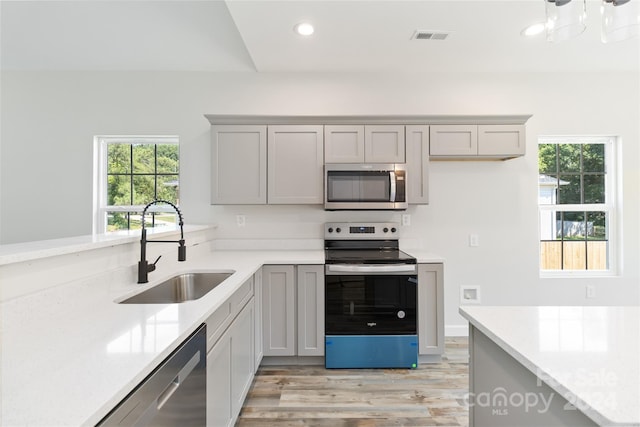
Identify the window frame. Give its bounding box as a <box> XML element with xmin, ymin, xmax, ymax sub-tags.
<box><xmin>538</xmin><ymin>135</ymin><xmax>618</xmax><ymax>278</ymax></box>
<box><xmin>93</xmin><ymin>135</ymin><xmax>180</xmax><ymax>235</ymax></box>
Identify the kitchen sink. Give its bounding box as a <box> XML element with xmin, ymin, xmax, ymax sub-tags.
<box><xmin>119</xmin><ymin>271</ymin><xmax>235</xmax><ymax>304</ymax></box>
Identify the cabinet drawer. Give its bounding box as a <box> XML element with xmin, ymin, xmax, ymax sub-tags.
<box><xmin>206</xmin><ymin>301</ymin><xmax>232</xmax><ymax>352</ymax></box>
<box><xmin>206</xmin><ymin>278</ymin><xmax>254</xmax><ymax>352</ymax></box>
<box><xmin>231</xmin><ymin>277</ymin><xmax>254</xmax><ymax>312</ymax></box>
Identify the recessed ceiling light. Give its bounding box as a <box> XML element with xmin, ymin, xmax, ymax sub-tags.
<box><xmin>294</xmin><ymin>22</ymin><xmax>314</xmax><ymax>36</ymax></box>
<box><xmin>521</xmin><ymin>22</ymin><xmax>547</xmax><ymax>37</ymax></box>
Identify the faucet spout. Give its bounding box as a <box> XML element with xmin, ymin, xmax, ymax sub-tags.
<box><xmin>137</xmin><ymin>200</ymin><xmax>186</xmax><ymax>284</ymax></box>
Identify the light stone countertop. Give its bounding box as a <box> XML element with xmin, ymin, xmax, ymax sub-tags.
<box><xmin>1</xmin><ymin>248</ymin><xmax>323</xmax><ymax>426</ymax></box>
<box><xmin>0</xmin><ymin>234</ymin><xmax>444</xmax><ymax>427</ymax></box>
<box><xmin>460</xmin><ymin>305</ymin><xmax>640</xmax><ymax>427</ymax></box>
<box><xmin>0</xmin><ymin>225</ymin><xmax>212</xmax><ymax>266</ymax></box>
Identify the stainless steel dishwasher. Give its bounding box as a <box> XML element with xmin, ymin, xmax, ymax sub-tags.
<box><xmin>97</xmin><ymin>324</ymin><xmax>207</xmax><ymax>426</ymax></box>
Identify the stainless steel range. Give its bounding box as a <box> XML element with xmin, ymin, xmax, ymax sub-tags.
<box><xmin>324</xmin><ymin>222</ymin><xmax>418</xmax><ymax>369</ymax></box>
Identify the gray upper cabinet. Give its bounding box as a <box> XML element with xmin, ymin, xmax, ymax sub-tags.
<box><xmin>429</xmin><ymin>125</ymin><xmax>478</xmax><ymax>157</ymax></box>
<box><xmin>324</xmin><ymin>125</ymin><xmax>364</xmax><ymax>163</ymax></box>
<box><xmin>211</xmin><ymin>125</ymin><xmax>267</xmax><ymax>204</ymax></box>
<box><xmin>430</xmin><ymin>124</ymin><xmax>525</xmax><ymax>159</ymax></box>
<box><xmin>405</xmin><ymin>125</ymin><xmax>429</xmax><ymax>204</ymax></box>
<box><xmin>364</xmin><ymin>125</ymin><xmax>405</xmax><ymax>163</ymax></box>
<box><xmin>267</xmin><ymin>125</ymin><xmax>324</xmax><ymax>204</ymax></box>
<box><xmin>325</xmin><ymin>125</ymin><xmax>405</xmax><ymax>163</ymax></box>
<box><xmin>477</xmin><ymin>124</ymin><xmax>525</xmax><ymax>157</ymax></box>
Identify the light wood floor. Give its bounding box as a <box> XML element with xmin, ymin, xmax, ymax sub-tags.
<box><xmin>237</xmin><ymin>337</ymin><xmax>469</xmax><ymax>427</ymax></box>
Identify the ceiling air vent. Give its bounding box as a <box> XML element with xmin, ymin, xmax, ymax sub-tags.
<box><xmin>412</xmin><ymin>30</ymin><xmax>450</xmax><ymax>41</ymax></box>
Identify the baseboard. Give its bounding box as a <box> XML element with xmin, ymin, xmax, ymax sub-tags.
<box><xmin>446</xmin><ymin>324</ymin><xmax>469</xmax><ymax>337</ymax></box>
<box><xmin>261</xmin><ymin>356</ymin><xmax>325</xmax><ymax>366</ymax></box>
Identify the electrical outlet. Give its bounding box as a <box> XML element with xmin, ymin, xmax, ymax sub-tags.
<box><xmin>469</xmin><ymin>234</ymin><xmax>479</xmax><ymax>247</ymax></box>
<box><xmin>236</xmin><ymin>215</ymin><xmax>246</xmax><ymax>227</ymax></box>
<box><xmin>586</xmin><ymin>285</ymin><xmax>596</xmax><ymax>299</ymax></box>
<box><xmin>402</xmin><ymin>214</ymin><xmax>411</xmax><ymax>226</ymax></box>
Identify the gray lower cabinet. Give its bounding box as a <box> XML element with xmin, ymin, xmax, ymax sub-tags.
<box><xmin>262</xmin><ymin>265</ymin><xmax>325</xmax><ymax>357</ymax></box>
<box><xmin>469</xmin><ymin>325</ymin><xmax>597</xmax><ymax>426</ymax></box>
<box><xmin>206</xmin><ymin>329</ymin><xmax>232</xmax><ymax>426</ymax></box>
<box><xmin>205</xmin><ymin>276</ymin><xmax>256</xmax><ymax>427</ymax></box>
<box><xmin>262</xmin><ymin>265</ymin><xmax>296</xmax><ymax>356</ymax></box>
<box><xmin>296</xmin><ymin>265</ymin><xmax>325</xmax><ymax>356</ymax></box>
<box><xmin>230</xmin><ymin>300</ymin><xmax>254</xmax><ymax>417</ymax></box>
<box><xmin>253</xmin><ymin>268</ymin><xmax>263</xmax><ymax>371</ymax></box>
<box><xmin>417</xmin><ymin>263</ymin><xmax>444</xmax><ymax>355</ymax></box>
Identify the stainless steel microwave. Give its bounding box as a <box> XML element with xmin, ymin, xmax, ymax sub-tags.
<box><xmin>324</xmin><ymin>163</ymin><xmax>408</xmax><ymax>210</ymax></box>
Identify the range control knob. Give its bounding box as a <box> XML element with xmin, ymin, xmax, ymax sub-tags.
<box><xmin>336</xmin><ymin>227</ymin><xmax>342</xmax><ymax>233</ymax></box>
<box><xmin>383</xmin><ymin>227</ymin><xmax>389</xmax><ymax>233</ymax></box>
<box><xmin>391</xmin><ymin>227</ymin><xmax>397</xmax><ymax>233</ymax></box>
<box><xmin>327</xmin><ymin>227</ymin><xmax>334</xmax><ymax>233</ymax></box>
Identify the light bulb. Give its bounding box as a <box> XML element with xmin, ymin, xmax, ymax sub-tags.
<box><xmin>294</xmin><ymin>22</ymin><xmax>314</xmax><ymax>36</ymax></box>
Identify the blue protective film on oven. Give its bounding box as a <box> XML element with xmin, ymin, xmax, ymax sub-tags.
<box><xmin>325</xmin><ymin>335</ymin><xmax>418</xmax><ymax>369</ymax></box>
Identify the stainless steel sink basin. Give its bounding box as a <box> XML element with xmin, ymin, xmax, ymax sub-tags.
<box><xmin>119</xmin><ymin>271</ymin><xmax>234</xmax><ymax>304</ymax></box>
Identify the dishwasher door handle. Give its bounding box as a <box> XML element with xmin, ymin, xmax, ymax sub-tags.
<box><xmin>156</xmin><ymin>350</ymin><xmax>202</xmax><ymax>410</ymax></box>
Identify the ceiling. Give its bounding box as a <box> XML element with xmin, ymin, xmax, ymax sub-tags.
<box><xmin>1</xmin><ymin>0</ymin><xmax>638</xmax><ymax>73</ymax></box>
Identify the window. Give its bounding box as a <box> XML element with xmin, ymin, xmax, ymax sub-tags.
<box><xmin>538</xmin><ymin>136</ymin><xmax>616</xmax><ymax>275</ymax></box>
<box><xmin>94</xmin><ymin>136</ymin><xmax>179</xmax><ymax>234</ymax></box>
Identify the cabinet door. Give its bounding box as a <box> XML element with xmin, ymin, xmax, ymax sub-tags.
<box><xmin>478</xmin><ymin>124</ymin><xmax>525</xmax><ymax>157</ymax></box>
<box><xmin>207</xmin><ymin>331</ymin><xmax>232</xmax><ymax>427</ymax></box>
<box><xmin>405</xmin><ymin>125</ymin><xmax>429</xmax><ymax>204</ymax></box>
<box><xmin>324</xmin><ymin>125</ymin><xmax>365</xmax><ymax>163</ymax></box>
<box><xmin>253</xmin><ymin>269</ymin><xmax>263</xmax><ymax>371</ymax></box>
<box><xmin>296</xmin><ymin>265</ymin><xmax>325</xmax><ymax>356</ymax></box>
<box><xmin>417</xmin><ymin>263</ymin><xmax>444</xmax><ymax>355</ymax></box>
<box><xmin>211</xmin><ymin>125</ymin><xmax>267</xmax><ymax>204</ymax></box>
<box><xmin>262</xmin><ymin>265</ymin><xmax>296</xmax><ymax>356</ymax></box>
<box><xmin>268</xmin><ymin>125</ymin><xmax>324</xmax><ymax>204</ymax></box>
<box><xmin>230</xmin><ymin>299</ymin><xmax>254</xmax><ymax>418</ymax></box>
<box><xmin>429</xmin><ymin>125</ymin><xmax>478</xmax><ymax>156</ymax></box>
<box><xmin>365</xmin><ymin>125</ymin><xmax>406</xmax><ymax>163</ymax></box>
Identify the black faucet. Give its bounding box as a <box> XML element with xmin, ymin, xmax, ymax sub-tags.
<box><xmin>138</xmin><ymin>199</ymin><xmax>186</xmax><ymax>283</ymax></box>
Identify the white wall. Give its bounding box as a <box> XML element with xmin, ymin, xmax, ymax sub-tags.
<box><xmin>1</xmin><ymin>70</ymin><xmax>638</xmax><ymax>332</ymax></box>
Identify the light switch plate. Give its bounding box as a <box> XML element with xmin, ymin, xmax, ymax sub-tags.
<box><xmin>469</xmin><ymin>234</ymin><xmax>479</xmax><ymax>247</ymax></box>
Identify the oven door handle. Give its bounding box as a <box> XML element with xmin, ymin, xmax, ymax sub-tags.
<box><xmin>326</xmin><ymin>264</ymin><xmax>417</xmax><ymax>274</ymax></box>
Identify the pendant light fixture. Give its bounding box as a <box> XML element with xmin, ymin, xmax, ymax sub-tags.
<box><xmin>545</xmin><ymin>0</ymin><xmax>587</xmax><ymax>42</ymax></box>
<box><xmin>602</xmin><ymin>0</ymin><xmax>639</xmax><ymax>42</ymax></box>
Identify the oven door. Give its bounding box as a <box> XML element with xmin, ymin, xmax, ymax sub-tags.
<box><xmin>325</xmin><ymin>264</ymin><xmax>417</xmax><ymax>335</ymax></box>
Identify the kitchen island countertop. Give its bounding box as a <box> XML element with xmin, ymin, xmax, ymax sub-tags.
<box><xmin>460</xmin><ymin>305</ymin><xmax>640</xmax><ymax>426</ymax></box>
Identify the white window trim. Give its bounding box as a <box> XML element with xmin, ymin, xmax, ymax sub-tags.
<box><xmin>538</xmin><ymin>135</ymin><xmax>619</xmax><ymax>278</ymax></box>
<box><xmin>93</xmin><ymin>135</ymin><xmax>179</xmax><ymax>235</ymax></box>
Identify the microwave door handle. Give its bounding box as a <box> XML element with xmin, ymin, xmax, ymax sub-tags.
<box><xmin>389</xmin><ymin>171</ymin><xmax>397</xmax><ymax>202</ymax></box>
